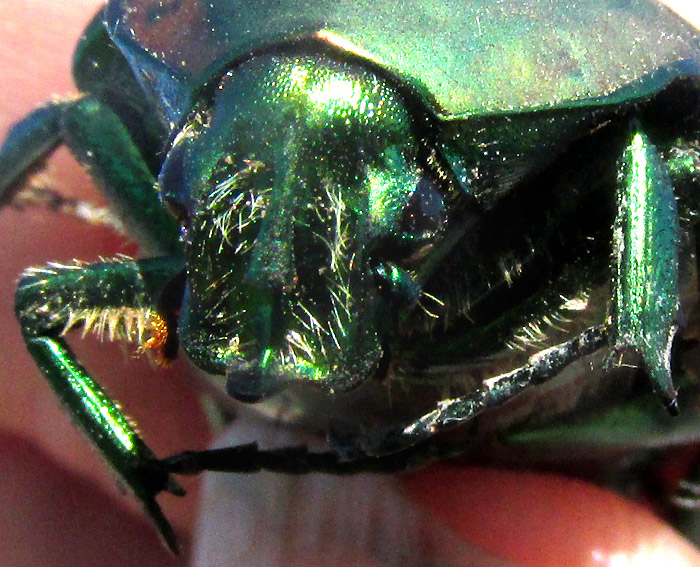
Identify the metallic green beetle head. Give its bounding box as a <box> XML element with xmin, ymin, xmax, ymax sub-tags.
<box><xmin>159</xmin><ymin>52</ymin><xmax>462</xmax><ymax>400</ymax></box>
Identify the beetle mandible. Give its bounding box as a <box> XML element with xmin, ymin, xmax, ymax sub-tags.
<box><xmin>3</xmin><ymin>0</ymin><xmax>700</xmax><ymax>555</ymax></box>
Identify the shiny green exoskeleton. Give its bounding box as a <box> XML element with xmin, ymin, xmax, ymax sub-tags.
<box><xmin>2</xmin><ymin>0</ymin><xmax>700</xmax><ymax>552</ymax></box>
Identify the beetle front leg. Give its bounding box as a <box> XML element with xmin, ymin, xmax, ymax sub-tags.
<box><xmin>162</xmin><ymin>438</ymin><xmax>442</xmax><ymax>476</ymax></box>
<box><xmin>610</xmin><ymin>128</ymin><xmax>682</xmax><ymax>413</ymax></box>
<box><xmin>359</xmin><ymin>126</ymin><xmax>685</xmax><ymax>457</ymax></box>
<box><xmin>15</xmin><ymin>256</ymin><xmax>185</xmax><ymax>553</ymax></box>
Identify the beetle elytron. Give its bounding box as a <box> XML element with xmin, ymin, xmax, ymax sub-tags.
<box><xmin>3</xmin><ymin>0</ymin><xmax>700</xmax><ymax>552</ymax></box>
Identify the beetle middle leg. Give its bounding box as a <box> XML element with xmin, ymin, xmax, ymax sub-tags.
<box><xmin>0</xmin><ymin>11</ymin><xmax>179</xmax><ymax>254</ymax></box>
<box><xmin>0</xmin><ymin>95</ymin><xmax>180</xmax><ymax>255</ymax></box>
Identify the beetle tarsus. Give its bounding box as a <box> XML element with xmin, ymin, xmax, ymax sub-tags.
<box><xmin>162</xmin><ymin>441</ymin><xmax>442</xmax><ymax>476</ymax></box>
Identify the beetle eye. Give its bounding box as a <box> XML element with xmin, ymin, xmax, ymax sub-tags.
<box><xmin>400</xmin><ymin>175</ymin><xmax>446</xmax><ymax>240</ymax></box>
<box><xmin>370</xmin><ymin>175</ymin><xmax>447</xmax><ymax>268</ymax></box>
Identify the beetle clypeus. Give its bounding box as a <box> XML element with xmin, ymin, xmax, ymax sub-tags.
<box><xmin>3</xmin><ymin>0</ymin><xmax>700</xmax><ymax>557</ymax></box>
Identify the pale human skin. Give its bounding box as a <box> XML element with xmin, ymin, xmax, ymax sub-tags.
<box><xmin>1</xmin><ymin>1</ymin><xmax>700</xmax><ymax>566</ymax></box>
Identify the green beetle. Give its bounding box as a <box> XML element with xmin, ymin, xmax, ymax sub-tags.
<box><xmin>2</xmin><ymin>0</ymin><xmax>700</xmax><ymax>554</ymax></box>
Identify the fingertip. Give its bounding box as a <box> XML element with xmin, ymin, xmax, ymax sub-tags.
<box><xmin>0</xmin><ymin>431</ymin><xmax>187</xmax><ymax>567</ymax></box>
<box><xmin>402</xmin><ymin>465</ymin><xmax>700</xmax><ymax>567</ymax></box>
